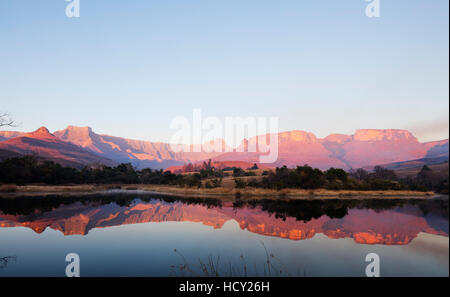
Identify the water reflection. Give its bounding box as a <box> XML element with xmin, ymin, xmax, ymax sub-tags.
<box><xmin>0</xmin><ymin>194</ymin><xmax>448</xmax><ymax>245</ymax></box>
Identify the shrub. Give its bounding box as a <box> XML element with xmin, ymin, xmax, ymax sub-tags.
<box><xmin>232</xmin><ymin>168</ymin><xmax>246</xmax><ymax>177</ymax></box>
<box><xmin>247</xmin><ymin>178</ymin><xmax>261</xmax><ymax>188</ymax></box>
<box><xmin>211</xmin><ymin>177</ymin><xmax>222</xmax><ymax>188</ymax></box>
<box><xmin>234</xmin><ymin>178</ymin><xmax>247</xmax><ymax>189</ymax></box>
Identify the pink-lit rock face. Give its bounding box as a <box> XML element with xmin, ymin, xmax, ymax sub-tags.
<box><xmin>323</xmin><ymin>134</ymin><xmax>352</xmax><ymax>145</ymax></box>
<box><xmin>278</xmin><ymin>131</ymin><xmax>318</xmax><ymax>143</ymax></box>
<box><xmin>0</xmin><ymin>199</ymin><xmax>447</xmax><ymax>245</ymax></box>
<box><xmin>53</xmin><ymin>126</ymin><xmax>225</xmax><ymax>169</ymax></box>
<box><xmin>0</xmin><ymin>127</ymin><xmax>114</xmax><ymax>168</ymax></box>
<box><xmin>213</xmin><ymin>130</ymin><xmax>348</xmax><ymax>170</ymax></box>
<box><xmin>1</xmin><ymin>126</ymin><xmax>448</xmax><ymax>169</ymax></box>
<box><xmin>23</xmin><ymin>127</ymin><xmax>55</xmax><ymax>139</ymax></box>
<box><xmin>353</xmin><ymin>129</ymin><xmax>418</xmax><ymax>142</ymax></box>
<box><xmin>324</xmin><ymin>129</ymin><xmax>429</xmax><ymax>169</ymax></box>
<box><xmin>0</xmin><ymin>131</ymin><xmax>26</xmax><ymax>141</ymax></box>
<box><xmin>51</xmin><ymin>126</ymin><xmax>448</xmax><ymax>170</ymax></box>
<box><xmin>215</xmin><ymin>129</ymin><xmax>447</xmax><ymax>170</ymax></box>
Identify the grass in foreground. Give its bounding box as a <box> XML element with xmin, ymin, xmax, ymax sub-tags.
<box><xmin>169</xmin><ymin>243</ymin><xmax>304</xmax><ymax>277</ymax></box>
<box><xmin>0</xmin><ymin>256</ymin><xmax>16</xmax><ymax>269</ymax></box>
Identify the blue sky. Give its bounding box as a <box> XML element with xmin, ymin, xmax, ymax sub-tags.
<box><xmin>0</xmin><ymin>0</ymin><xmax>448</xmax><ymax>142</ymax></box>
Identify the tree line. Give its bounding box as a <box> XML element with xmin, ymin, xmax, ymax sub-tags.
<box><xmin>0</xmin><ymin>156</ymin><xmax>448</xmax><ymax>193</ymax></box>
<box><xmin>242</xmin><ymin>165</ymin><xmax>449</xmax><ymax>193</ymax></box>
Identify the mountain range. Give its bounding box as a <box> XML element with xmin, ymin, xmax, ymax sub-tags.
<box><xmin>0</xmin><ymin>125</ymin><xmax>448</xmax><ymax>170</ymax></box>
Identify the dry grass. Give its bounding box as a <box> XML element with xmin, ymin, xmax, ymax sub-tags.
<box><xmin>0</xmin><ymin>183</ymin><xmax>435</xmax><ymax>199</ymax></box>
<box><xmin>10</xmin><ymin>184</ymin><xmax>109</xmax><ymax>193</ymax></box>
<box><xmin>0</xmin><ymin>184</ymin><xmax>17</xmax><ymax>192</ymax></box>
<box><xmin>170</xmin><ymin>242</ymin><xmax>299</xmax><ymax>277</ymax></box>
<box><xmin>395</xmin><ymin>162</ymin><xmax>449</xmax><ymax>178</ymax></box>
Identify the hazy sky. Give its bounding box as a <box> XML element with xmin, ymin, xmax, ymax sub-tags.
<box><xmin>0</xmin><ymin>0</ymin><xmax>448</xmax><ymax>143</ymax></box>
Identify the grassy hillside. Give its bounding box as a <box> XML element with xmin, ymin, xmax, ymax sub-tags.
<box><xmin>394</xmin><ymin>162</ymin><xmax>449</xmax><ymax>178</ymax></box>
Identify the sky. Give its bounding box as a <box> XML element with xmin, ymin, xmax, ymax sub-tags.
<box><xmin>0</xmin><ymin>0</ymin><xmax>448</xmax><ymax>143</ymax></box>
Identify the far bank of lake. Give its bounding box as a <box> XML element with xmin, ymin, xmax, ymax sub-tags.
<box><xmin>0</xmin><ymin>184</ymin><xmax>438</xmax><ymax>200</ymax></box>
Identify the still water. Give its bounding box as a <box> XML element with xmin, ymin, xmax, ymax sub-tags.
<box><xmin>0</xmin><ymin>193</ymin><xmax>448</xmax><ymax>277</ymax></box>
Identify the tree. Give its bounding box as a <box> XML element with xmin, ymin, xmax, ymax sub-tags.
<box><xmin>249</xmin><ymin>163</ymin><xmax>258</xmax><ymax>170</ymax></box>
<box><xmin>232</xmin><ymin>167</ymin><xmax>246</xmax><ymax>177</ymax></box>
<box><xmin>183</xmin><ymin>162</ymin><xmax>194</xmax><ymax>173</ymax></box>
<box><xmin>350</xmin><ymin>168</ymin><xmax>369</xmax><ymax>181</ymax></box>
<box><xmin>234</xmin><ymin>178</ymin><xmax>247</xmax><ymax>189</ymax></box>
<box><xmin>416</xmin><ymin>165</ymin><xmax>435</xmax><ymax>190</ymax></box>
<box><xmin>0</xmin><ymin>112</ymin><xmax>16</xmax><ymax>128</ymax></box>
<box><xmin>325</xmin><ymin>168</ymin><xmax>348</xmax><ymax>182</ymax></box>
<box><xmin>202</xmin><ymin>159</ymin><xmax>213</xmax><ymax>170</ymax></box>
<box><xmin>372</xmin><ymin>166</ymin><xmax>397</xmax><ymax>180</ymax></box>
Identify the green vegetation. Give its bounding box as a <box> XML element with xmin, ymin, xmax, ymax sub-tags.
<box><xmin>234</xmin><ymin>178</ymin><xmax>247</xmax><ymax>189</ymax></box>
<box><xmin>231</xmin><ymin>167</ymin><xmax>256</xmax><ymax>177</ymax></box>
<box><xmin>0</xmin><ymin>156</ymin><xmax>448</xmax><ymax>193</ymax></box>
<box><xmin>0</xmin><ymin>156</ymin><xmax>182</xmax><ymax>186</ymax></box>
<box><xmin>247</xmin><ymin>165</ymin><xmax>448</xmax><ymax>193</ymax></box>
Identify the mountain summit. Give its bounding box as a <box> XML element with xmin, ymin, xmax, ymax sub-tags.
<box><xmin>24</xmin><ymin>126</ymin><xmax>54</xmax><ymax>139</ymax></box>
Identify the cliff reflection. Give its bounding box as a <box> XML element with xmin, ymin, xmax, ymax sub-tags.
<box><xmin>0</xmin><ymin>194</ymin><xmax>448</xmax><ymax>245</ymax></box>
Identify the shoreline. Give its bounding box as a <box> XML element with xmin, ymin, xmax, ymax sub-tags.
<box><xmin>0</xmin><ymin>184</ymin><xmax>440</xmax><ymax>200</ymax></box>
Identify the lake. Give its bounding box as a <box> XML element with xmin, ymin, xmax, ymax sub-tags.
<box><xmin>0</xmin><ymin>193</ymin><xmax>448</xmax><ymax>277</ymax></box>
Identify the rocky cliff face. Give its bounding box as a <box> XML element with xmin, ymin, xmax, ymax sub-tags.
<box><xmin>215</xmin><ymin>129</ymin><xmax>446</xmax><ymax>169</ymax></box>
<box><xmin>0</xmin><ymin>127</ymin><xmax>114</xmax><ymax>168</ymax></box>
<box><xmin>0</xmin><ymin>131</ymin><xmax>25</xmax><ymax>141</ymax></box>
<box><xmin>54</xmin><ymin>126</ymin><xmax>224</xmax><ymax>169</ymax></box>
<box><xmin>1</xmin><ymin>125</ymin><xmax>448</xmax><ymax>169</ymax></box>
<box><xmin>321</xmin><ymin>129</ymin><xmax>430</xmax><ymax>169</ymax></box>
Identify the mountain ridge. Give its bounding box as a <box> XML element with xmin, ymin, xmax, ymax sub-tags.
<box><xmin>0</xmin><ymin>127</ymin><xmax>115</xmax><ymax>168</ymax></box>
<box><xmin>1</xmin><ymin>126</ymin><xmax>448</xmax><ymax>170</ymax></box>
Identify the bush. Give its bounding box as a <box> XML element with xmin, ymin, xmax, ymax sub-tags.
<box><xmin>247</xmin><ymin>178</ymin><xmax>262</xmax><ymax>188</ymax></box>
<box><xmin>435</xmin><ymin>178</ymin><xmax>449</xmax><ymax>194</ymax></box>
<box><xmin>183</xmin><ymin>173</ymin><xmax>202</xmax><ymax>188</ymax></box>
<box><xmin>232</xmin><ymin>168</ymin><xmax>246</xmax><ymax>177</ymax></box>
<box><xmin>204</xmin><ymin>181</ymin><xmax>214</xmax><ymax>189</ymax></box>
<box><xmin>211</xmin><ymin>177</ymin><xmax>222</xmax><ymax>188</ymax></box>
<box><xmin>325</xmin><ymin>168</ymin><xmax>348</xmax><ymax>182</ymax></box>
<box><xmin>234</xmin><ymin>178</ymin><xmax>247</xmax><ymax>189</ymax></box>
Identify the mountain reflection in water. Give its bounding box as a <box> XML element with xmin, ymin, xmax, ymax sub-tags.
<box><xmin>0</xmin><ymin>194</ymin><xmax>448</xmax><ymax>245</ymax></box>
